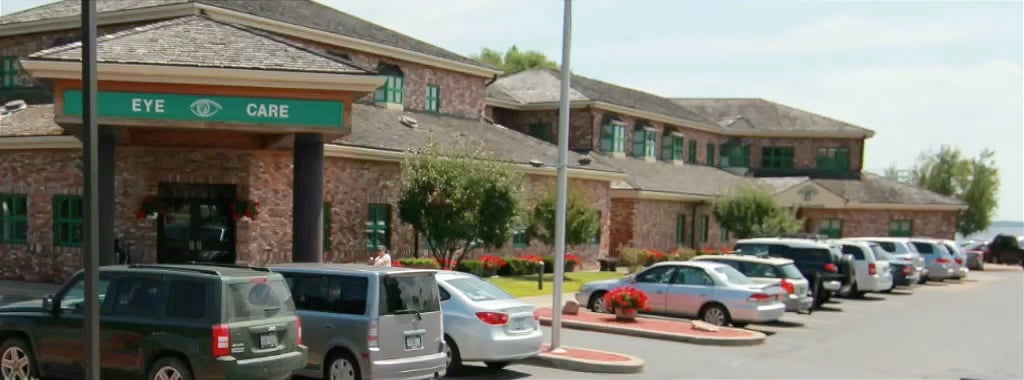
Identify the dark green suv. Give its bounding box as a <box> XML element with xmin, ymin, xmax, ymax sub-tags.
<box><xmin>0</xmin><ymin>264</ymin><xmax>307</xmax><ymax>380</ymax></box>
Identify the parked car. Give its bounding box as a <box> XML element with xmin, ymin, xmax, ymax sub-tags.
<box><xmin>0</xmin><ymin>264</ymin><xmax>307</xmax><ymax>380</ymax></box>
<box><xmin>576</xmin><ymin>261</ymin><xmax>786</xmax><ymax>327</ymax></box>
<box><xmin>270</xmin><ymin>264</ymin><xmax>446</xmax><ymax>380</ymax></box>
<box><xmin>986</xmin><ymin>234</ymin><xmax>1024</xmax><ymax>266</ymax></box>
<box><xmin>864</xmin><ymin>246</ymin><xmax>917</xmax><ymax>289</ymax></box>
<box><xmin>960</xmin><ymin>241</ymin><xmax>987</xmax><ymax>270</ymax></box>
<box><xmin>847</xmin><ymin>237</ymin><xmax>928</xmax><ymax>283</ymax></box>
<box><xmin>733</xmin><ymin>238</ymin><xmax>855</xmax><ymax>309</ymax></box>
<box><xmin>435</xmin><ymin>270</ymin><xmax>542</xmax><ymax>374</ymax></box>
<box><xmin>939</xmin><ymin>240</ymin><xmax>969</xmax><ymax>279</ymax></box>
<box><xmin>690</xmin><ymin>254</ymin><xmax>813</xmax><ymax>314</ymax></box>
<box><xmin>836</xmin><ymin>240</ymin><xmax>894</xmax><ymax>297</ymax></box>
<box><xmin>908</xmin><ymin>239</ymin><xmax>957</xmax><ymax>281</ymax></box>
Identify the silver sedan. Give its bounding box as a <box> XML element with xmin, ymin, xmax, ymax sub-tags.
<box><xmin>575</xmin><ymin>261</ymin><xmax>786</xmax><ymax>327</ymax></box>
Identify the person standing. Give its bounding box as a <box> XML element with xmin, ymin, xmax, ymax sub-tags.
<box><xmin>372</xmin><ymin>246</ymin><xmax>392</xmax><ymax>267</ymax></box>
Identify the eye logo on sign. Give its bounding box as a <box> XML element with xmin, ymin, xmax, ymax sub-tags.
<box><xmin>189</xmin><ymin>99</ymin><xmax>222</xmax><ymax>118</ymax></box>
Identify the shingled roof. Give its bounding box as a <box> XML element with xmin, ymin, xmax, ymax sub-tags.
<box><xmin>28</xmin><ymin>16</ymin><xmax>371</xmax><ymax>75</ymax></box>
<box><xmin>488</xmin><ymin>69</ymin><xmax>720</xmax><ymax>129</ymax></box>
<box><xmin>594</xmin><ymin>155</ymin><xmax>758</xmax><ymax>198</ymax></box>
<box><xmin>0</xmin><ymin>0</ymin><xmax>497</xmax><ymax>71</ymax></box>
<box><xmin>813</xmin><ymin>174</ymin><xmax>964</xmax><ymax>206</ymax></box>
<box><xmin>0</xmin><ymin>105</ymin><xmax>62</xmax><ymax>137</ymax></box>
<box><xmin>672</xmin><ymin>98</ymin><xmax>874</xmax><ymax>136</ymax></box>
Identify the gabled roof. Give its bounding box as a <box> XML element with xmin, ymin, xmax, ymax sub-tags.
<box><xmin>672</xmin><ymin>98</ymin><xmax>875</xmax><ymax>137</ymax></box>
<box><xmin>0</xmin><ymin>0</ymin><xmax>498</xmax><ymax>72</ymax></box>
<box><xmin>28</xmin><ymin>16</ymin><xmax>371</xmax><ymax>75</ymax></box>
<box><xmin>0</xmin><ymin>104</ymin><xmax>62</xmax><ymax>137</ymax></box>
<box><xmin>595</xmin><ymin>155</ymin><xmax>758</xmax><ymax>198</ymax></box>
<box><xmin>487</xmin><ymin>69</ymin><xmax>720</xmax><ymax>129</ymax></box>
<box><xmin>813</xmin><ymin>174</ymin><xmax>964</xmax><ymax>207</ymax></box>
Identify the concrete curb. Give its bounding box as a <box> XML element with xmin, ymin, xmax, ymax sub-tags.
<box><xmin>539</xmin><ymin>317</ymin><xmax>766</xmax><ymax>346</ymax></box>
<box><xmin>521</xmin><ymin>346</ymin><xmax>644</xmax><ymax>374</ymax></box>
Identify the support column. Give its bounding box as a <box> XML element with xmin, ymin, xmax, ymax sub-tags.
<box><xmin>98</xmin><ymin>127</ymin><xmax>115</xmax><ymax>265</ymax></box>
<box><xmin>292</xmin><ymin>133</ymin><xmax>324</xmax><ymax>263</ymax></box>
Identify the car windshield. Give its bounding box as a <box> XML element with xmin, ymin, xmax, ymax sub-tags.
<box><xmin>873</xmin><ymin>241</ymin><xmax>906</xmax><ymax>254</ymax></box>
<box><xmin>379</xmin><ymin>273</ymin><xmax>441</xmax><ymax>315</ymax></box>
<box><xmin>713</xmin><ymin>266</ymin><xmax>753</xmax><ymax>285</ymax></box>
<box><xmin>870</xmin><ymin>245</ymin><xmax>893</xmax><ymax>261</ymax></box>
<box><xmin>779</xmin><ymin>264</ymin><xmax>803</xmax><ymax>279</ymax></box>
<box><xmin>445</xmin><ymin>277</ymin><xmax>513</xmax><ymax>302</ymax></box>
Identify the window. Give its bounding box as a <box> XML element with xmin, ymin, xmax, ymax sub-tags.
<box><xmin>674</xmin><ymin>266</ymin><xmax>716</xmax><ymax>286</ymax></box>
<box><xmin>631</xmin><ymin>126</ymin><xmax>656</xmax><ymax>158</ymax></box>
<box><xmin>373</xmin><ymin>75</ymin><xmax>404</xmax><ymax>104</ymax></box>
<box><xmin>636</xmin><ymin>265</ymin><xmax>675</xmax><ymax>284</ymax></box>
<box><xmin>51</xmin><ymin>195</ymin><xmax>83</xmax><ymax>247</ymax></box>
<box><xmin>662</xmin><ymin>134</ymin><xmax>683</xmax><ymax>161</ymax></box>
<box><xmin>0</xmin><ymin>194</ymin><xmax>27</xmax><ymax>244</ymax></box>
<box><xmin>328</xmin><ymin>275</ymin><xmax>369</xmax><ymax>315</ymax></box>
<box><xmin>1</xmin><ymin>56</ymin><xmax>19</xmax><ymax>89</ymax></box>
<box><xmin>445</xmin><ymin>277</ymin><xmax>513</xmax><ymax>302</ymax></box>
<box><xmin>841</xmin><ymin>244</ymin><xmax>866</xmax><ymax>260</ymax></box>
<box><xmin>761</xmin><ymin>147</ymin><xmax>795</xmax><ymax>169</ymax></box>
<box><xmin>700</xmin><ymin>215</ymin><xmax>710</xmax><ymax>243</ymax></box>
<box><xmin>687</xmin><ymin>140</ymin><xmax>698</xmax><ymax>164</ymax></box>
<box><xmin>675</xmin><ymin>214</ymin><xmax>686</xmax><ymax>244</ymax></box>
<box><xmin>719</xmin><ymin>224</ymin><xmax>730</xmax><ymax>242</ymax></box>
<box><xmin>425</xmin><ymin>84</ymin><xmax>440</xmax><ymax>112</ymax></box>
<box><xmin>380</xmin><ymin>274</ymin><xmax>441</xmax><ymax>315</ymax></box>
<box><xmin>818</xmin><ymin>218</ymin><xmax>843</xmax><ymax>239</ymax></box>
<box><xmin>111</xmin><ymin>277</ymin><xmax>164</xmax><ymax>317</ymax></box>
<box><xmin>705</xmin><ymin>143</ymin><xmax>715</xmax><ymax>166</ymax></box>
<box><xmin>719</xmin><ymin>143</ymin><xmax>750</xmax><ymax>168</ymax></box>
<box><xmin>167</xmin><ymin>279</ymin><xmax>208</xmax><ymax>320</ymax></box>
<box><xmin>438</xmin><ymin>287</ymin><xmax>451</xmax><ymax>302</ymax></box>
<box><xmin>711</xmin><ymin>266</ymin><xmax>752</xmax><ymax>285</ymax></box>
<box><xmin>599</xmin><ymin>123</ymin><xmax>626</xmax><ymax>153</ymax></box>
<box><xmin>816</xmin><ymin>147</ymin><xmax>851</xmax><ymax>172</ymax></box>
<box><xmin>366</xmin><ymin>203</ymin><xmax>390</xmax><ymax>250</ymax></box>
<box><xmin>225</xmin><ymin>278</ymin><xmax>295</xmax><ymax>322</ymax></box>
<box><xmin>323</xmin><ymin>202</ymin><xmax>331</xmax><ymax>252</ymax></box>
<box><xmin>512</xmin><ymin>224</ymin><xmax>529</xmax><ymax>248</ymax></box>
<box><xmin>889</xmin><ymin>220</ymin><xmax>913</xmax><ymax>237</ymax></box>
<box><xmin>528</xmin><ymin>122</ymin><xmax>550</xmax><ymax>142</ymax></box>
<box><xmin>59</xmin><ymin>276</ymin><xmax>112</xmax><ymax>314</ymax></box>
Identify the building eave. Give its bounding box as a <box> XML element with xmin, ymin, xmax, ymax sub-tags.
<box><xmin>20</xmin><ymin>60</ymin><xmax>386</xmax><ymax>92</ymax></box>
<box><xmin>610</xmin><ymin>188</ymin><xmax>714</xmax><ymax>202</ymax></box>
<box><xmin>842</xmin><ymin>202</ymin><xmax>968</xmax><ymax>212</ymax></box>
<box><xmin>0</xmin><ymin>135</ymin><xmax>78</xmax><ymax>150</ymax></box>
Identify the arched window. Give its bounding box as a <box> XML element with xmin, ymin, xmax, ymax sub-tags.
<box><xmin>373</xmin><ymin>63</ymin><xmax>404</xmax><ymax>105</ymax></box>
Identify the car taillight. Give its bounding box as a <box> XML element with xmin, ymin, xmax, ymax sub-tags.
<box><xmin>868</xmin><ymin>263</ymin><xmax>877</xmax><ymax>276</ymax></box>
<box><xmin>212</xmin><ymin>324</ymin><xmax>230</xmax><ymax>357</ymax></box>
<box><xmin>779</xmin><ymin>279</ymin><xmax>794</xmax><ymax>294</ymax></box>
<box><xmin>902</xmin><ymin>257</ymin><xmax>913</xmax><ymax>261</ymax></box>
<box><xmin>824</xmin><ymin>263</ymin><xmax>838</xmax><ymax>273</ymax></box>
<box><xmin>475</xmin><ymin>312</ymin><xmax>509</xmax><ymax>326</ymax></box>
<box><xmin>747</xmin><ymin>293</ymin><xmax>776</xmax><ymax>302</ymax></box>
<box><xmin>295</xmin><ymin>316</ymin><xmax>302</xmax><ymax>346</ymax></box>
<box><xmin>368</xmin><ymin>320</ymin><xmax>379</xmax><ymax>349</ymax></box>
<box><xmin>955</xmin><ymin>258</ymin><xmax>963</xmax><ymax>265</ymax></box>
<box><xmin>935</xmin><ymin>258</ymin><xmax>951</xmax><ymax>264</ymax></box>
<box><xmin>902</xmin><ymin>266</ymin><xmax>912</xmax><ymax>275</ymax></box>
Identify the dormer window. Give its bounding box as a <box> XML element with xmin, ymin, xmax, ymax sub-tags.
<box><xmin>631</xmin><ymin>124</ymin><xmax>656</xmax><ymax>158</ymax></box>
<box><xmin>373</xmin><ymin>63</ymin><xmax>404</xmax><ymax>110</ymax></box>
<box><xmin>1</xmin><ymin>56</ymin><xmax>22</xmax><ymax>89</ymax></box>
<box><xmin>719</xmin><ymin>141</ymin><xmax>750</xmax><ymax>168</ymax></box>
<box><xmin>599</xmin><ymin>119</ymin><xmax>626</xmax><ymax>154</ymax></box>
<box><xmin>816</xmin><ymin>147</ymin><xmax>850</xmax><ymax>172</ymax></box>
<box><xmin>661</xmin><ymin>131</ymin><xmax>684</xmax><ymax>161</ymax></box>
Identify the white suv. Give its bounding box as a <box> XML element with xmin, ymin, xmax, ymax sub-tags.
<box><xmin>836</xmin><ymin>240</ymin><xmax>894</xmax><ymax>296</ymax></box>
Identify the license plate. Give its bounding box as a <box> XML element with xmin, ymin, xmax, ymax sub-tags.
<box><xmin>405</xmin><ymin>335</ymin><xmax>422</xmax><ymax>350</ymax></box>
<box><xmin>510</xmin><ymin>318</ymin><xmax>533</xmax><ymax>331</ymax></box>
<box><xmin>259</xmin><ymin>333</ymin><xmax>278</xmax><ymax>349</ymax></box>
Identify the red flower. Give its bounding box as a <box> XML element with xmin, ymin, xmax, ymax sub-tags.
<box><xmin>603</xmin><ymin>286</ymin><xmax>651</xmax><ymax>312</ymax></box>
<box><xmin>479</xmin><ymin>255</ymin><xmax>507</xmax><ymax>270</ymax></box>
<box><xmin>519</xmin><ymin>254</ymin><xmax>544</xmax><ymax>263</ymax></box>
<box><xmin>391</xmin><ymin>261</ymin><xmax>402</xmax><ymax>267</ymax></box>
<box><xmin>565</xmin><ymin>254</ymin><xmax>582</xmax><ymax>264</ymax></box>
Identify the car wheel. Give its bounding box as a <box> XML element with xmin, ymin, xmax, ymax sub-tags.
<box><xmin>148</xmin><ymin>357</ymin><xmax>193</xmax><ymax>380</ymax></box>
<box><xmin>485</xmin><ymin>361</ymin><xmax>511</xmax><ymax>370</ymax></box>
<box><xmin>699</xmin><ymin>304</ymin><xmax>731</xmax><ymax>326</ymax></box>
<box><xmin>325</xmin><ymin>350</ymin><xmax>361</xmax><ymax>380</ymax></box>
<box><xmin>1</xmin><ymin>337</ymin><xmax>38</xmax><ymax>380</ymax></box>
<box><xmin>444</xmin><ymin>336</ymin><xmax>464</xmax><ymax>376</ymax></box>
<box><xmin>588</xmin><ymin>291</ymin><xmax>609</xmax><ymax>313</ymax></box>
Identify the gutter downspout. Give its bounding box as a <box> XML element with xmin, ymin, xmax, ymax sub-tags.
<box><xmin>485</xmin><ymin>73</ymin><xmax>499</xmax><ymax>87</ymax></box>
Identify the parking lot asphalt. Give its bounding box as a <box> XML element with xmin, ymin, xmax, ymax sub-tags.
<box><xmin>466</xmin><ymin>269</ymin><xmax>1024</xmax><ymax>379</ymax></box>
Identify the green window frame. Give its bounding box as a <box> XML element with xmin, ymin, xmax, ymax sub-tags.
<box><xmin>512</xmin><ymin>224</ymin><xmax>529</xmax><ymax>248</ymax></box>
<box><xmin>687</xmin><ymin>140</ymin><xmax>698</xmax><ymax>163</ymax></box>
<box><xmin>323</xmin><ymin>202</ymin><xmax>331</xmax><ymax>252</ymax></box>
<box><xmin>675</xmin><ymin>214</ymin><xmax>686</xmax><ymax>244</ymax></box>
<box><xmin>662</xmin><ymin>134</ymin><xmax>683</xmax><ymax>161</ymax></box>
<box><xmin>53</xmin><ymin>195</ymin><xmax>83</xmax><ymax>247</ymax></box>
<box><xmin>700</xmin><ymin>215</ymin><xmax>710</xmax><ymax>243</ymax></box>
<box><xmin>0</xmin><ymin>194</ymin><xmax>28</xmax><ymax>244</ymax></box>
<box><xmin>762</xmin><ymin>146</ymin><xmax>795</xmax><ymax>169</ymax></box>
<box><xmin>888</xmin><ymin>220</ymin><xmax>913</xmax><ymax>237</ymax></box>
<box><xmin>365</xmin><ymin>203</ymin><xmax>391</xmax><ymax>250</ymax></box>
<box><xmin>818</xmin><ymin>218</ymin><xmax>843</xmax><ymax>239</ymax></box>
<box><xmin>528</xmin><ymin>122</ymin><xmax>550</xmax><ymax>142</ymax></box>
<box><xmin>720</xmin><ymin>224</ymin><xmax>730</xmax><ymax>242</ymax></box>
<box><xmin>816</xmin><ymin>147</ymin><xmax>851</xmax><ymax>172</ymax></box>
<box><xmin>631</xmin><ymin>126</ymin><xmax>656</xmax><ymax>158</ymax></box>
<box><xmin>599</xmin><ymin>123</ymin><xmax>626</xmax><ymax>153</ymax></box>
<box><xmin>425</xmin><ymin>84</ymin><xmax>440</xmax><ymax>112</ymax></box>
<box><xmin>719</xmin><ymin>143</ymin><xmax>750</xmax><ymax>168</ymax></box>
<box><xmin>1</xmin><ymin>56</ymin><xmax>20</xmax><ymax>89</ymax></box>
<box><xmin>705</xmin><ymin>143</ymin><xmax>715</xmax><ymax>166</ymax></box>
<box><xmin>373</xmin><ymin>75</ymin><xmax>404</xmax><ymax>105</ymax></box>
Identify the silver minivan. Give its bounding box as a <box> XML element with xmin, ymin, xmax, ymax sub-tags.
<box><xmin>270</xmin><ymin>263</ymin><xmax>446</xmax><ymax>380</ymax></box>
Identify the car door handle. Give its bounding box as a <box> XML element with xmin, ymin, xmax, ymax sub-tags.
<box><xmin>699</xmin><ymin>294</ymin><xmax>709</xmax><ymax>297</ymax></box>
<box><xmin>323</xmin><ymin>324</ymin><xmax>334</xmax><ymax>330</ymax></box>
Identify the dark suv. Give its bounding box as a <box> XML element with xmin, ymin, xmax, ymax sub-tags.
<box><xmin>734</xmin><ymin>238</ymin><xmax>855</xmax><ymax>309</ymax></box>
<box><xmin>0</xmin><ymin>264</ymin><xmax>307</xmax><ymax>380</ymax></box>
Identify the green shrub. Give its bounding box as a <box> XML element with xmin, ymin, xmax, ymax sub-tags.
<box><xmin>456</xmin><ymin>260</ymin><xmax>488</xmax><ymax>277</ymax></box>
<box><xmin>398</xmin><ymin>258</ymin><xmax>440</xmax><ymax>269</ymax></box>
<box><xmin>669</xmin><ymin>247</ymin><xmax>698</xmax><ymax>261</ymax></box>
<box><xmin>503</xmin><ymin>258</ymin><xmax>542</xmax><ymax>276</ymax></box>
<box><xmin>619</xmin><ymin>248</ymin><xmax>647</xmax><ymax>273</ymax></box>
<box><xmin>541</xmin><ymin>256</ymin><xmax>577</xmax><ymax>273</ymax></box>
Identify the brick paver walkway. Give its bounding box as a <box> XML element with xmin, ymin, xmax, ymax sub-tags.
<box><xmin>536</xmin><ymin>307</ymin><xmax>755</xmax><ymax>338</ymax></box>
<box><xmin>540</xmin><ymin>344</ymin><xmax>632</xmax><ymax>362</ymax></box>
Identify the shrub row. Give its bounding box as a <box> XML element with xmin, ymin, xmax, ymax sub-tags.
<box><xmin>396</xmin><ymin>254</ymin><xmax>580</xmax><ymax>278</ymax></box>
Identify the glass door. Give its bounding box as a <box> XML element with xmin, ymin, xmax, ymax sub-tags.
<box><xmin>156</xmin><ymin>183</ymin><xmax>236</xmax><ymax>264</ymax></box>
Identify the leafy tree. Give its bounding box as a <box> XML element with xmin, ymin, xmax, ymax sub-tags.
<box><xmin>529</xmin><ymin>186</ymin><xmax>600</xmax><ymax>249</ymax></box>
<box><xmin>470</xmin><ymin>45</ymin><xmax>558</xmax><ymax>74</ymax></box>
<box><xmin>907</xmin><ymin>146</ymin><xmax>1000</xmax><ymax>237</ymax></box>
<box><xmin>713</xmin><ymin>186</ymin><xmax>803</xmax><ymax>239</ymax></box>
<box><xmin>398</xmin><ymin>143</ymin><xmax>524</xmax><ymax>268</ymax></box>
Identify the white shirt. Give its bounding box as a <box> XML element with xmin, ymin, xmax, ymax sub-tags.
<box><xmin>373</xmin><ymin>253</ymin><xmax>392</xmax><ymax>267</ymax></box>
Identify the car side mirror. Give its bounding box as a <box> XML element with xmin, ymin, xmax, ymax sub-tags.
<box><xmin>41</xmin><ymin>295</ymin><xmax>56</xmax><ymax>314</ymax></box>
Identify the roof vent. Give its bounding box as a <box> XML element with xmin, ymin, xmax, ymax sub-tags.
<box><xmin>0</xmin><ymin>100</ymin><xmax>27</xmax><ymax>116</ymax></box>
<box><xmin>399</xmin><ymin>115</ymin><xmax>419</xmax><ymax>129</ymax></box>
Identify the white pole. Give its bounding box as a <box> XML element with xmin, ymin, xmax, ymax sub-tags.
<box><xmin>550</xmin><ymin>0</ymin><xmax>572</xmax><ymax>353</ymax></box>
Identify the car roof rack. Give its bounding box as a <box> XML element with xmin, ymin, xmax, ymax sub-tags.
<box><xmin>185</xmin><ymin>261</ymin><xmax>271</xmax><ymax>272</ymax></box>
<box><xmin>127</xmin><ymin>264</ymin><xmax>223</xmax><ymax>276</ymax></box>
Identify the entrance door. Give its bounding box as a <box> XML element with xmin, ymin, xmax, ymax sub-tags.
<box><xmin>157</xmin><ymin>183</ymin><xmax>236</xmax><ymax>264</ymax></box>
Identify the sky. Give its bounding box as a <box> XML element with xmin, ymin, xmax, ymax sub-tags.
<box><xmin>2</xmin><ymin>0</ymin><xmax>1022</xmax><ymax>221</ymax></box>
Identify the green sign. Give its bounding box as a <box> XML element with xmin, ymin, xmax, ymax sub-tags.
<box><xmin>63</xmin><ymin>90</ymin><xmax>343</xmax><ymax>128</ymax></box>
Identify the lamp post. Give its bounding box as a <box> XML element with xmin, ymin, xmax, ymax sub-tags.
<box><xmin>550</xmin><ymin>0</ymin><xmax>573</xmax><ymax>353</ymax></box>
<box><xmin>80</xmin><ymin>1</ymin><xmax>101</xmax><ymax>379</ymax></box>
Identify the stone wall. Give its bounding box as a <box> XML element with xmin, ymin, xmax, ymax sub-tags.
<box><xmin>799</xmin><ymin>208</ymin><xmax>958</xmax><ymax>240</ymax></box>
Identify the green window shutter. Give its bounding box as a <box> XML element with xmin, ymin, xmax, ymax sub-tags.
<box><xmin>365</xmin><ymin>204</ymin><xmax>391</xmax><ymax>250</ymax></box>
<box><xmin>631</xmin><ymin>127</ymin><xmax>646</xmax><ymax>157</ymax></box>
<box><xmin>817</xmin><ymin>219</ymin><xmax>843</xmax><ymax>239</ymax></box>
<box><xmin>816</xmin><ymin>147</ymin><xmax>850</xmax><ymax>172</ymax></box>
<box><xmin>323</xmin><ymin>202</ymin><xmax>331</xmax><ymax>252</ymax></box>
<box><xmin>661</xmin><ymin>134</ymin><xmax>673</xmax><ymax>160</ymax></box>
<box><xmin>675</xmin><ymin>214</ymin><xmax>686</xmax><ymax>244</ymax></box>
<box><xmin>688</xmin><ymin>140</ymin><xmax>697</xmax><ymax>163</ymax></box>
<box><xmin>0</xmin><ymin>194</ymin><xmax>29</xmax><ymax>244</ymax></box>
<box><xmin>52</xmin><ymin>195</ymin><xmax>83</xmax><ymax>247</ymax></box>
<box><xmin>425</xmin><ymin>85</ymin><xmax>440</xmax><ymax>112</ymax></box>
<box><xmin>528</xmin><ymin>123</ymin><xmax>550</xmax><ymax>141</ymax></box>
<box><xmin>673</xmin><ymin>137</ymin><xmax>683</xmax><ymax>160</ymax></box>
<box><xmin>705</xmin><ymin>143</ymin><xmax>715</xmax><ymax>166</ymax></box>
<box><xmin>599</xmin><ymin>125</ymin><xmax>614</xmax><ymax>152</ymax></box>
<box><xmin>1</xmin><ymin>56</ymin><xmax>19</xmax><ymax>89</ymax></box>
<box><xmin>762</xmin><ymin>147</ymin><xmax>795</xmax><ymax>169</ymax></box>
<box><xmin>888</xmin><ymin>220</ymin><xmax>913</xmax><ymax>237</ymax></box>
